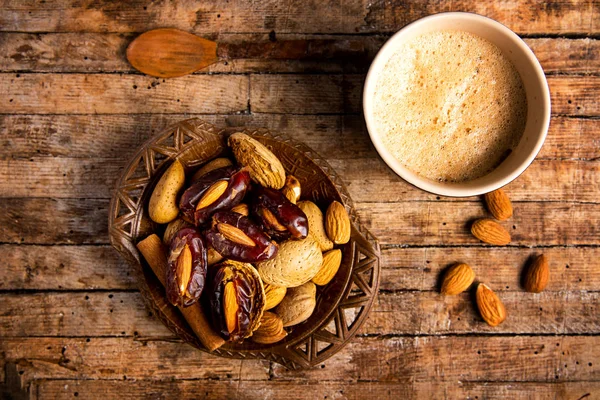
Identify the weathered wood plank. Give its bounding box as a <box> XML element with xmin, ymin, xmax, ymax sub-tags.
<box><xmin>250</xmin><ymin>75</ymin><xmax>600</xmax><ymax>116</ymax></box>
<box><xmin>1</xmin><ymin>245</ymin><xmax>597</xmax><ymax>292</ymax></box>
<box><xmin>33</xmin><ymin>379</ymin><xmax>600</xmax><ymax>400</ymax></box>
<box><xmin>0</xmin><ymin>73</ymin><xmax>248</xmax><ymax>114</ymax></box>
<box><xmin>361</xmin><ymin>0</ymin><xmax>597</xmax><ymax>35</ymax></box>
<box><xmin>0</xmin><ymin>292</ymin><xmax>172</xmax><ymax>337</ymax></box>
<box><xmin>1</xmin><ymin>336</ymin><xmax>595</xmax><ymax>382</ymax></box>
<box><xmin>381</xmin><ymin>246</ymin><xmax>599</xmax><ymax>292</ymax></box>
<box><xmin>0</xmin><ymin>337</ymin><xmax>269</xmax><ymax>382</ymax></box>
<box><xmin>1</xmin><ymin>156</ymin><xmax>598</xmax><ymax>204</ymax></box>
<box><xmin>1</xmin><ymin>198</ymin><xmax>598</xmax><ymax>246</ymax></box>
<box><xmin>1</xmin><ymin>33</ymin><xmax>597</xmax><ymax>74</ymax></box>
<box><xmin>1</xmin><ymin>115</ymin><xmax>597</xmax><ymax>161</ymax></box>
<box><xmin>6</xmin><ymin>73</ymin><xmax>585</xmax><ymax>117</ymax></box>
<box><xmin>1</xmin><ymin>291</ymin><xmax>598</xmax><ymax>337</ymax></box>
<box><xmin>0</xmin><ymin>245</ymin><xmax>134</xmax><ymax>290</ymax></box>
<box><xmin>250</xmin><ymin>74</ymin><xmax>363</xmax><ymax>114</ymax></box>
<box><xmin>0</xmin><ymin>0</ymin><xmax>595</xmax><ymax>35</ymax></box>
<box><xmin>357</xmin><ymin>201</ymin><xmax>600</xmax><ymax>246</ymax></box>
<box><xmin>271</xmin><ymin>335</ymin><xmax>600</xmax><ymax>382</ymax></box>
<box><xmin>0</xmin><ymin>198</ymin><xmax>108</xmax><ymax>244</ymax></box>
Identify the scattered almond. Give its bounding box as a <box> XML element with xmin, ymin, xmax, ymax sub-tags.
<box><xmin>471</xmin><ymin>219</ymin><xmax>511</xmax><ymax>245</ymax></box>
<box><xmin>476</xmin><ymin>283</ymin><xmax>507</xmax><ymax>327</ymax></box>
<box><xmin>484</xmin><ymin>188</ymin><xmax>513</xmax><ymax>221</ymax></box>
<box><xmin>176</xmin><ymin>244</ymin><xmax>192</xmax><ymax>295</ymax></box>
<box><xmin>312</xmin><ymin>249</ymin><xmax>342</xmax><ymax>286</ymax></box>
<box><xmin>441</xmin><ymin>263</ymin><xmax>475</xmax><ymax>295</ymax></box>
<box><xmin>524</xmin><ymin>254</ymin><xmax>550</xmax><ymax>293</ymax></box>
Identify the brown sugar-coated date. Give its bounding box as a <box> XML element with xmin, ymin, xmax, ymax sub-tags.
<box><xmin>166</xmin><ymin>227</ymin><xmax>208</xmax><ymax>307</ymax></box>
<box><xmin>250</xmin><ymin>186</ymin><xmax>308</xmax><ymax>241</ymax></box>
<box><xmin>203</xmin><ymin>211</ymin><xmax>278</xmax><ymax>263</ymax></box>
<box><xmin>179</xmin><ymin>166</ymin><xmax>250</xmax><ymax>226</ymax></box>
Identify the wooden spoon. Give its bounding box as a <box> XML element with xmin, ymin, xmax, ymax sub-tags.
<box><xmin>126</xmin><ymin>28</ymin><xmax>371</xmax><ymax>78</ymax></box>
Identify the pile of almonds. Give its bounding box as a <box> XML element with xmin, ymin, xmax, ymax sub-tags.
<box><xmin>440</xmin><ymin>188</ymin><xmax>551</xmax><ymax>327</ymax></box>
<box><xmin>142</xmin><ymin>132</ymin><xmax>352</xmax><ymax>345</ymax></box>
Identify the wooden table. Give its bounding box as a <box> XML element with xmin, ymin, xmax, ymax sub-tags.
<box><xmin>1</xmin><ymin>1</ymin><xmax>598</xmax><ymax>399</ymax></box>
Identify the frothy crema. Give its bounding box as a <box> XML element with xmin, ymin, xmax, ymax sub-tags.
<box><xmin>373</xmin><ymin>30</ymin><xmax>527</xmax><ymax>183</ymax></box>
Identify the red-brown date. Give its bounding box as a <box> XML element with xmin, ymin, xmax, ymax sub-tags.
<box><xmin>179</xmin><ymin>166</ymin><xmax>250</xmax><ymax>226</ymax></box>
<box><xmin>166</xmin><ymin>227</ymin><xmax>207</xmax><ymax>307</ymax></box>
<box><xmin>203</xmin><ymin>211</ymin><xmax>278</xmax><ymax>263</ymax></box>
<box><xmin>204</xmin><ymin>260</ymin><xmax>265</xmax><ymax>342</ymax></box>
<box><xmin>250</xmin><ymin>186</ymin><xmax>308</xmax><ymax>241</ymax></box>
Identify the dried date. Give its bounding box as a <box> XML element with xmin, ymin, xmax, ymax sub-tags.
<box><xmin>250</xmin><ymin>186</ymin><xmax>308</xmax><ymax>241</ymax></box>
<box><xmin>203</xmin><ymin>211</ymin><xmax>278</xmax><ymax>263</ymax></box>
<box><xmin>166</xmin><ymin>227</ymin><xmax>208</xmax><ymax>307</ymax></box>
<box><xmin>179</xmin><ymin>166</ymin><xmax>250</xmax><ymax>226</ymax></box>
<box><xmin>205</xmin><ymin>260</ymin><xmax>266</xmax><ymax>342</ymax></box>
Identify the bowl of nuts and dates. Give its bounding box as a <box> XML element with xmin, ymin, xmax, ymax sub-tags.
<box><xmin>109</xmin><ymin>118</ymin><xmax>381</xmax><ymax>369</ymax></box>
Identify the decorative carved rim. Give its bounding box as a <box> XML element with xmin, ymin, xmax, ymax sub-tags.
<box><xmin>109</xmin><ymin>118</ymin><xmax>381</xmax><ymax>369</ymax></box>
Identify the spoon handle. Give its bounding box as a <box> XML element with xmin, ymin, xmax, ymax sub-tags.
<box><xmin>217</xmin><ymin>39</ymin><xmax>370</xmax><ymax>61</ymax></box>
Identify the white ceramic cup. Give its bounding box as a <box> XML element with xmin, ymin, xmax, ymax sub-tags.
<box><xmin>363</xmin><ymin>12</ymin><xmax>551</xmax><ymax>197</ymax></box>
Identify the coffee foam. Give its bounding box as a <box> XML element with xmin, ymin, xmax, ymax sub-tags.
<box><xmin>373</xmin><ymin>31</ymin><xmax>527</xmax><ymax>182</ymax></box>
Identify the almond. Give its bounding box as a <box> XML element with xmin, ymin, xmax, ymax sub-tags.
<box><xmin>441</xmin><ymin>263</ymin><xmax>475</xmax><ymax>295</ymax></box>
<box><xmin>196</xmin><ymin>180</ymin><xmax>229</xmax><ymax>211</ymax></box>
<box><xmin>230</xmin><ymin>203</ymin><xmax>249</xmax><ymax>216</ymax></box>
<box><xmin>471</xmin><ymin>219</ymin><xmax>511</xmax><ymax>245</ymax></box>
<box><xmin>224</xmin><ymin>282</ymin><xmax>239</xmax><ymax>333</ymax></box>
<box><xmin>228</xmin><ymin>132</ymin><xmax>286</xmax><ymax>189</ymax></box>
<box><xmin>281</xmin><ymin>175</ymin><xmax>301</xmax><ymax>204</ymax></box>
<box><xmin>325</xmin><ymin>201</ymin><xmax>351</xmax><ymax>245</ymax></box>
<box><xmin>176</xmin><ymin>244</ymin><xmax>192</xmax><ymax>295</ymax></box>
<box><xmin>476</xmin><ymin>283</ymin><xmax>507</xmax><ymax>327</ymax></box>
<box><xmin>217</xmin><ymin>223</ymin><xmax>256</xmax><ymax>247</ymax></box>
<box><xmin>297</xmin><ymin>201</ymin><xmax>333</xmax><ymax>251</ymax></box>
<box><xmin>262</xmin><ymin>208</ymin><xmax>287</xmax><ymax>231</ymax></box>
<box><xmin>251</xmin><ymin>311</ymin><xmax>287</xmax><ymax>344</ymax></box>
<box><xmin>207</xmin><ymin>246</ymin><xmax>223</xmax><ymax>266</ymax></box>
<box><xmin>275</xmin><ymin>282</ymin><xmax>317</xmax><ymax>327</ymax></box>
<box><xmin>312</xmin><ymin>249</ymin><xmax>342</xmax><ymax>286</ymax></box>
<box><xmin>191</xmin><ymin>157</ymin><xmax>233</xmax><ymax>182</ymax></box>
<box><xmin>524</xmin><ymin>254</ymin><xmax>550</xmax><ymax>293</ymax></box>
<box><xmin>264</xmin><ymin>283</ymin><xmax>287</xmax><ymax>310</ymax></box>
<box><xmin>484</xmin><ymin>188</ymin><xmax>513</xmax><ymax>221</ymax></box>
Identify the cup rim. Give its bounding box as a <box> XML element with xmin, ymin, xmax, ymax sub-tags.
<box><xmin>363</xmin><ymin>12</ymin><xmax>551</xmax><ymax>197</ymax></box>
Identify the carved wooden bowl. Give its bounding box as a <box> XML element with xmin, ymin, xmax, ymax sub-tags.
<box><xmin>108</xmin><ymin>118</ymin><xmax>381</xmax><ymax>369</ymax></box>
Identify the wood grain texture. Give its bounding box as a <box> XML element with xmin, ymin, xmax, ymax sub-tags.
<box><xmin>0</xmin><ymin>245</ymin><xmax>133</xmax><ymax>290</ymax></box>
<box><xmin>2</xmin><ymin>198</ymin><xmax>599</xmax><ymax>246</ymax></box>
<box><xmin>32</xmin><ymin>379</ymin><xmax>600</xmax><ymax>400</ymax></box>
<box><xmin>270</xmin><ymin>336</ymin><xmax>600</xmax><ymax>381</ymax></box>
<box><xmin>1</xmin><ymin>114</ymin><xmax>598</xmax><ymax>161</ymax></box>
<box><xmin>0</xmin><ymin>73</ymin><xmax>249</xmax><ymax>114</ymax></box>
<box><xmin>1</xmin><ymin>157</ymin><xmax>598</xmax><ymax>203</ymax></box>
<box><xmin>0</xmin><ymin>0</ymin><xmax>596</xmax><ymax>35</ymax></box>
<box><xmin>1</xmin><ymin>290</ymin><xmax>598</xmax><ymax>337</ymax></box>
<box><xmin>2</xmin><ymin>245</ymin><xmax>598</xmax><ymax>292</ymax></box>
<box><xmin>1</xmin><ymin>33</ymin><xmax>597</xmax><ymax>74</ymax></box>
<box><xmin>3</xmin><ymin>336</ymin><xmax>595</xmax><ymax>383</ymax></box>
<box><xmin>4</xmin><ymin>73</ymin><xmax>594</xmax><ymax>116</ymax></box>
<box><xmin>380</xmin><ymin>246</ymin><xmax>599</xmax><ymax>292</ymax></box>
<box><xmin>0</xmin><ymin>337</ymin><xmax>269</xmax><ymax>382</ymax></box>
